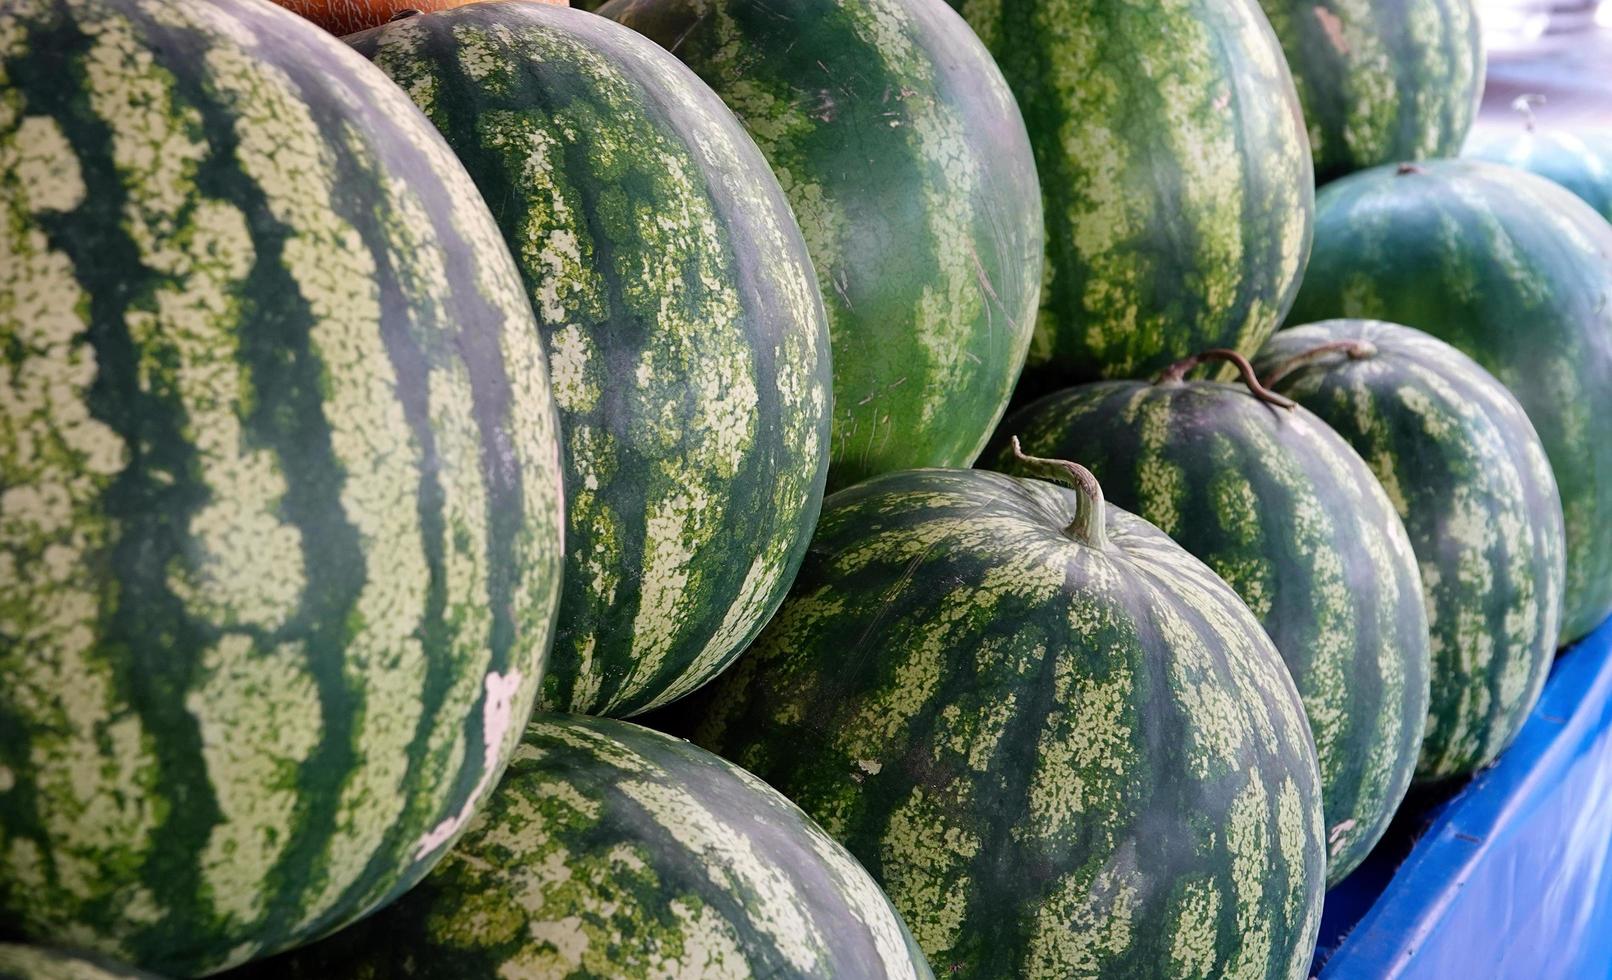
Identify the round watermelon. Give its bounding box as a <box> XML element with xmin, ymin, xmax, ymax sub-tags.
<box><xmin>1257</xmin><ymin>0</ymin><xmax>1483</xmax><ymax>183</ymax></box>
<box><xmin>599</xmin><ymin>0</ymin><xmax>1042</xmax><ymax>491</ymax></box>
<box><xmin>988</xmin><ymin>353</ymin><xmax>1430</xmax><ymax>884</ymax></box>
<box><xmin>691</xmin><ymin>466</ymin><xmax>1324</xmax><ymax>976</ymax></box>
<box><xmin>348</xmin><ymin>3</ymin><xmax>833</xmax><ymax>718</ymax></box>
<box><xmin>1466</xmin><ymin>123</ymin><xmax>1612</xmax><ymax>222</ymax></box>
<box><xmin>0</xmin><ymin>0</ymin><xmax>565</xmax><ymax>973</ymax></box>
<box><xmin>0</xmin><ymin>946</ymin><xmax>157</xmax><ymax>980</ymax></box>
<box><xmin>1288</xmin><ymin>159</ymin><xmax>1612</xmax><ymax>644</ymax></box>
<box><xmin>945</xmin><ymin>0</ymin><xmax>1312</xmax><ymax>387</ymax></box>
<box><xmin>244</xmin><ymin>715</ymin><xmax>934</xmax><ymax>979</ymax></box>
<box><xmin>1256</xmin><ymin>321</ymin><xmax>1566</xmax><ymax>782</ymax></box>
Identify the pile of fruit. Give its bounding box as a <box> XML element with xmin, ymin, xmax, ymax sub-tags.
<box><xmin>2</xmin><ymin>0</ymin><xmax>1609</xmax><ymax>976</ymax></box>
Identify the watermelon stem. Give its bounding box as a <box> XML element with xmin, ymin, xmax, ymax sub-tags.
<box><xmin>1009</xmin><ymin>436</ymin><xmax>1108</xmax><ymax>550</ymax></box>
<box><xmin>1260</xmin><ymin>339</ymin><xmax>1379</xmax><ymax>388</ymax></box>
<box><xmin>1155</xmin><ymin>348</ymin><xmax>1297</xmax><ymax>409</ymax></box>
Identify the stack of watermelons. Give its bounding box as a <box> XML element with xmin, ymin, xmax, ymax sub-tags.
<box><xmin>2</xmin><ymin>0</ymin><xmax>1610</xmax><ymax>975</ymax></box>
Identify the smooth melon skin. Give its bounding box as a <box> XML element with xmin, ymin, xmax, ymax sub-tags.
<box><xmin>989</xmin><ymin>369</ymin><xmax>1431</xmax><ymax>885</ymax></box>
<box><xmin>236</xmin><ymin>715</ymin><xmax>934</xmax><ymax>980</ymax></box>
<box><xmin>0</xmin><ymin>946</ymin><xmax>158</xmax><ymax>980</ymax></box>
<box><xmin>1288</xmin><ymin>159</ymin><xmax>1612</xmax><ymax>645</ymax></box>
<box><xmin>693</xmin><ymin>468</ymin><xmax>1325</xmax><ymax>978</ymax></box>
<box><xmin>600</xmin><ymin>0</ymin><xmax>1043</xmax><ymax>492</ymax></box>
<box><xmin>1465</xmin><ymin>126</ymin><xmax>1612</xmax><ymax>222</ymax></box>
<box><xmin>349</xmin><ymin>3</ymin><xmax>833</xmax><ymax>719</ymax></box>
<box><xmin>945</xmin><ymin>0</ymin><xmax>1313</xmax><ymax>388</ymax></box>
<box><xmin>1256</xmin><ymin>321</ymin><xmax>1566</xmax><ymax>783</ymax></box>
<box><xmin>0</xmin><ymin>0</ymin><xmax>565</xmax><ymax>974</ymax></box>
<box><xmin>1257</xmin><ymin>0</ymin><xmax>1483</xmax><ymax>184</ymax></box>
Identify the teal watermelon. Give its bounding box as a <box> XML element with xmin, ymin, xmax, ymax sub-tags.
<box><xmin>247</xmin><ymin>715</ymin><xmax>934</xmax><ymax>979</ymax></box>
<box><xmin>1256</xmin><ymin>321</ymin><xmax>1565</xmax><ymax>782</ymax></box>
<box><xmin>691</xmin><ymin>465</ymin><xmax>1325</xmax><ymax>976</ymax></box>
<box><xmin>944</xmin><ymin>0</ymin><xmax>1313</xmax><ymax>386</ymax></box>
<box><xmin>348</xmin><ymin>3</ymin><xmax>833</xmax><ymax>718</ymax></box>
<box><xmin>0</xmin><ymin>0</ymin><xmax>565</xmax><ymax>973</ymax></box>
<box><xmin>0</xmin><ymin>946</ymin><xmax>157</xmax><ymax>980</ymax></box>
<box><xmin>599</xmin><ymin>0</ymin><xmax>1042</xmax><ymax>490</ymax></box>
<box><xmin>989</xmin><ymin>353</ymin><xmax>1430</xmax><ymax>884</ymax></box>
<box><xmin>1466</xmin><ymin>124</ymin><xmax>1612</xmax><ymax>221</ymax></box>
<box><xmin>1288</xmin><ymin>159</ymin><xmax>1612</xmax><ymax>644</ymax></box>
<box><xmin>1257</xmin><ymin>0</ymin><xmax>1483</xmax><ymax>183</ymax></box>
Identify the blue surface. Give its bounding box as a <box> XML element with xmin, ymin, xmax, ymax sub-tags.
<box><xmin>1317</xmin><ymin>615</ymin><xmax>1612</xmax><ymax>979</ymax></box>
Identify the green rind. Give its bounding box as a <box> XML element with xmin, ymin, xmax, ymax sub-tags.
<box><xmin>694</xmin><ymin>468</ymin><xmax>1325</xmax><ymax>977</ymax></box>
<box><xmin>1255</xmin><ymin>320</ymin><xmax>1565</xmax><ymax>781</ymax></box>
<box><xmin>246</xmin><ymin>715</ymin><xmax>934</xmax><ymax>979</ymax></box>
<box><xmin>989</xmin><ymin>380</ymin><xmax>1430</xmax><ymax>884</ymax></box>
<box><xmin>1258</xmin><ymin>0</ymin><xmax>1484</xmax><ymax>183</ymax></box>
<box><xmin>1465</xmin><ymin>126</ymin><xmax>1612</xmax><ymax>222</ymax></box>
<box><xmin>947</xmin><ymin>0</ymin><xmax>1313</xmax><ymax>386</ymax></box>
<box><xmin>600</xmin><ymin>0</ymin><xmax>1043</xmax><ymax>490</ymax></box>
<box><xmin>1288</xmin><ymin>159</ymin><xmax>1612</xmax><ymax>643</ymax></box>
<box><xmin>0</xmin><ymin>946</ymin><xmax>159</xmax><ymax>980</ymax></box>
<box><xmin>0</xmin><ymin>0</ymin><xmax>564</xmax><ymax>973</ymax></box>
<box><xmin>348</xmin><ymin>3</ymin><xmax>833</xmax><ymax>718</ymax></box>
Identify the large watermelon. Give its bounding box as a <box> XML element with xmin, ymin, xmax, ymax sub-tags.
<box><xmin>690</xmin><ymin>466</ymin><xmax>1324</xmax><ymax>977</ymax></box>
<box><xmin>1255</xmin><ymin>321</ymin><xmax>1565</xmax><ymax>782</ymax></box>
<box><xmin>244</xmin><ymin>715</ymin><xmax>934</xmax><ymax>979</ymax></box>
<box><xmin>0</xmin><ymin>0</ymin><xmax>565</xmax><ymax>973</ymax></box>
<box><xmin>0</xmin><ymin>946</ymin><xmax>156</xmax><ymax>980</ymax></box>
<box><xmin>1288</xmin><ymin>159</ymin><xmax>1612</xmax><ymax>644</ymax></box>
<box><xmin>944</xmin><ymin>0</ymin><xmax>1312</xmax><ymax>387</ymax></box>
<box><xmin>348</xmin><ymin>3</ymin><xmax>833</xmax><ymax>718</ymax></box>
<box><xmin>1257</xmin><ymin>0</ymin><xmax>1483</xmax><ymax>183</ymax></box>
<box><xmin>988</xmin><ymin>352</ymin><xmax>1430</xmax><ymax>884</ymax></box>
<box><xmin>1466</xmin><ymin>123</ymin><xmax>1612</xmax><ymax>222</ymax></box>
<box><xmin>599</xmin><ymin>0</ymin><xmax>1042</xmax><ymax>490</ymax></box>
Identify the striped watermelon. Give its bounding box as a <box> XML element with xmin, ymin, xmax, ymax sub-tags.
<box><xmin>348</xmin><ymin>3</ymin><xmax>833</xmax><ymax>718</ymax></box>
<box><xmin>1256</xmin><ymin>321</ymin><xmax>1566</xmax><ymax>782</ymax></box>
<box><xmin>1257</xmin><ymin>0</ymin><xmax>1484</xmax><ymax>183</ymax></box>
<box><xmin>1466</xmin><ymin>124</ymin><xmax>1612</xmax><ymax>222</ymax></box>
<box><xmin>0</xmin><ymin>946</ymin><xmax>156</xmax><ymax>980</ymax></box>
<box><xmin>988</xmin><ymin>353</ymin><xmax>1430</xmax><ymax>884</ymax></box>
<box><xmin>691</xmin><ymin>465</ymin><xmax>1325</xmax><ymax>976</ymax></box>
<box><xmin>246</xmin><ymin>715</ymin><xmax>934</xmax><ymax>979</ymax></box>
<box><xmin>599</xmin><ymin>0</ymin><xmax>1042</xmax><ymax>491</ymax></box>
<box><xmin>945</xmin><ymin>0</ymin><xmax>1313</xmax><ymax>387</ymax></box>
<box><xmin>0</xmin><ymin>0</ymin><xmax>564</xmax><ymax>974</ymax></box>
<box><xmin>1288</xmin><ymin>159</ymin><xmax>1612</xmax><ymax>644</ymax></box>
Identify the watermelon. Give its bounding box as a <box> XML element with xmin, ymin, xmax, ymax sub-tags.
<box><xmin>0</xmin><ymin>946</ymin><xmax>157</xmax><ymax>980</ymax></box>
<box><xmin>599</xmin><ymin>0</ymin><xmax>1042</xmax><ymax>490</ymax></box>
<box><xmin>269</xmin><ymin>0</ymin><xmax>538</xmax><ymax>35</ymax></box>
<box><xmin>348</xmin><ymin>3</ymin><xmax>832</xmax><ymax>718</ymax></box>
<box><xmin>1255</xmin><ymin>321</ymin><xmax>1566</xmax><ymax>782</ymax></box>
<box><xmin>988</xmin><ymin>351</ymin><xmax>1430</xmax><ymax>884</ymax></box>
<box><xmin>243</xmin><ymin>715</ymin><xmax>934</xmax><ymax>979</ymax></box>
<box><xmin>689</xmin><ymin>465</ymin><xmax>1325</xmax><ymax>976</ymax></box>
<box><xmin>1257</xmin><ymin>0</ymin><xmax>1483</xmax><ymax>183</ymax></box>
<box><xmin>943</xmin><ymin>0</ymin><xmax>1313</xmax><ymax>387</ymax></box>
<box><xmin>1288</xmin><ymin>159</ymin><xmax>1612</xmax><ymax>644</ymax></box>
<box><xmin>1466</xmin><ymin>123</ymin><xmax>1612</xmax><ymax>222</ymax></box>
<box><xmin>0</xmin><ymin>0</ymin><xmax>565</xmax><ymax>973</ymax></box>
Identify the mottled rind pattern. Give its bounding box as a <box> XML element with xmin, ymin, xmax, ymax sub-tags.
<box><xmin>0</xmin><ymin>0</ymin><xmax>564</xmax><ymax>973</ymax></box>
<box><xmin>948</xmin><ymin>0</ymin><xmax>1313</xmax><ymax>386</ymax></box>
<box><xmin>601</xmin><ymin>0</ymin><xmax>1043</xmax><ymax>490</ymax></box>
<box><xmin>0</xmin><ymin>945</ymin><xmax>157</xmax><ymax>980</ymax></box>
<box><xmin>349</xmin><ymin>3</ymin><xmax>832</xmax><ymax>718</ymax></box>
<box><xmin>1256</xmin><ymin>320</ymin><xmax>1565</xmax><ymax>781</ymax></box>
<box><xmin>1289</xmin><ymin>159</ymin><xmax>1612</xmax><ymax>644</ymax></box>
<box><xmin>1258</xmin><ymin>0</ymin><xmax>1483</xmax><ymax>183</ymax></box>
<box><xmin>248</xmin><ymin>716</ymin><xmax>934</xmax><ymax>980</ymax></box>
<box><xmin>990</xmin><ymin>380</ymin><xmax>1429</xmax><ymax>884</ymax></box>
<box><xmin>1465</xmin><ymin>126</ymin><xmax>1612</xmax><ymax>222</ymax></box>
<box><xmin>694</xmin><ymin>469</ymin><xmax>1325</xmax><ymax>978</ymax></box>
